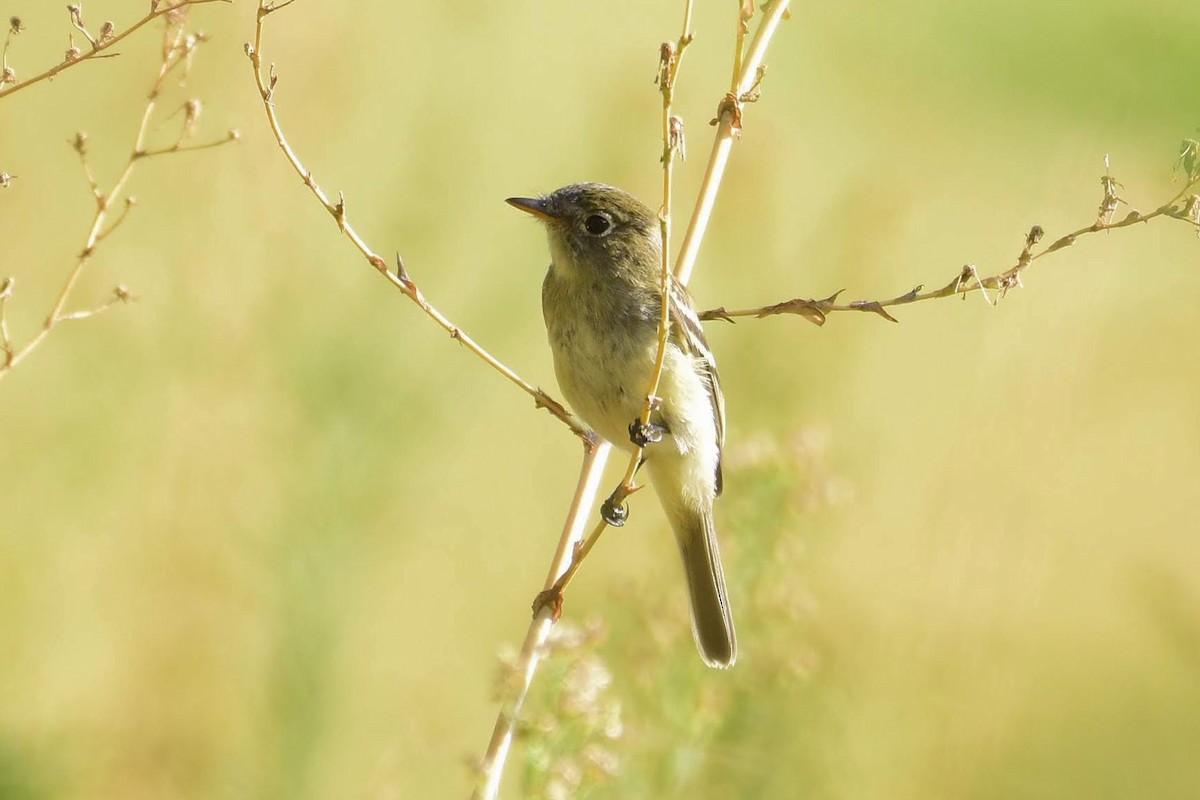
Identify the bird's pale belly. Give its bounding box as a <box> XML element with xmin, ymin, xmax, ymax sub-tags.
<box><xmin>549</xmin><ymin>323</ymin><xmax>655</xmax><ymax>452</ymax></box>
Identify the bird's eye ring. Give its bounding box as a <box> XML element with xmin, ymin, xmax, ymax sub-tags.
<box><xmin>583</xmin><ymin>214</ymin><xmax>612</xmax><ymax>236</ymax></box>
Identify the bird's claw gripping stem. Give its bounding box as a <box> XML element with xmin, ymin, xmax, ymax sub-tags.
<box><xmin>628</xmin><ymin>420</ymin><xmax>668</xmax><ymax>447</ymax></box>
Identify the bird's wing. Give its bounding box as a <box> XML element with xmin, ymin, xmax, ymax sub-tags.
<box><xmin>669</xmin><ymin>279</ymin><xmax>725</xmax><ymax>495</ymax></box>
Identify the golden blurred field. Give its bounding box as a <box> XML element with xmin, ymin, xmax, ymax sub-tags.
<box><xmin>2</xmin><ymin>2</ymin><xmax>1198</xmax><ymax>798</ymax></box>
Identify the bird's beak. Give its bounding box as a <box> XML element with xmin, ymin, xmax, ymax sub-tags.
<box><xmin>505</xmin><ymin>196</ymin><xmax>556</xmax><ymax>222</ymax></box>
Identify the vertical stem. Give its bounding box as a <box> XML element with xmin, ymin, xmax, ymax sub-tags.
<box><xmin>675</xmin><ymin>0</ymin><xmax>790</xmax><ymax>284</ymax></box>
<box><xmin>472</xmin><ymin>441</ymin><xmax>612</xmax><ymax>800</ymax></box>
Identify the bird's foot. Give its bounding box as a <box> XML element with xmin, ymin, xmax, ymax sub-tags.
<box><xmin>600</xmin><ymin>491</ymin><xmax>629</xmax><ymax>527</ymax></box>
<box><xmin>628</xmin><ymin>420</ymin><xmax>669</xmax><ymax>448</ymax></box>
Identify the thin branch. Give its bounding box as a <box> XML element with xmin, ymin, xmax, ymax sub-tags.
<box><xmin>3</xmin><ymin>17</ymin><xmax>25</xmax><ymax>88</ymax></box>
<box><xmin>0</xmin><ymin>277</ymin><xmax>14</xmax><ymax>367</ymax></box>
<box><xmin>0</xmin><ymin>11</ymin><xmax>234</xmax><ymax>382</ymax></box>
<box><xmin>67</xmin><ymin>4</ymin><xmax>99</xmax><ymax>49</ymax></box>
<box><xmin>69</xmin><ymin>131</ymin><xmax>111</xmax><ymax>207</ymax></box>
<box><xmin>675</xmin><ymin>0</ymin><xmax>790</xmax><ymax>285</ymax></box>
<box><xmin>94</xmin><ymin>198</ymin><xmax>138</xmax><ymax>244</ymax></box>
<box><xmin>245</xmin><ymin>1</ymin><xmax>588</xmax><ymax>441</ymax></box>
<box><xmin>471</xmin><ymin>441</ymin><xmax>612</xmax><ymax>800</ymax></box>
<box><xmin>700</xmin><ymin>169</ymin><xmax>1200</xmax><ymax>326</ymax></box>
<box><xmin>135</xmin><ymin>129</ymin><xmax>240</xmax><ymax>159</ymax></box>
<box><xmin>0</xmin><ymin>0</ymin><xmax>231</xmax><ymax>102</ymax></box>
<box><xmin>58</xmin><ymin>285</ymin><xmax>135</xmax><ymax>321</ymax></box>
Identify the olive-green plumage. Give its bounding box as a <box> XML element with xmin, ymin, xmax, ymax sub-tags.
<box><xmin>507</xmin><ymin>183</ymin><xmax>736</xmax><ymax>669</ymax></box>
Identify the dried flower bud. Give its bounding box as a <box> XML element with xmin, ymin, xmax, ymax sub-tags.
<box><xmin>669</xmin><ymin>114</ymin><xmax>686</xmax><ymax>162</ymax></box>
<box><xmin>71</xmin><ymin>130</ymin><xmax>89</xmax><ymax>155</ymax></box>
<box><xmin>182</xmin><ymin>98</ymin><xmax>202</xmax><ymax>138</ymax></box>
<box><xmin>0</xmin><ymin>171</ymin><xmax>13</xmax><ymax>188</ymax></box>
<box><xmin>113</xmin><ymin>285</ymin><xmax>133</xmax><ymax>302</ymax></box>
<box><xmin>65</xmin><ymin>45</ymin><xmax>82</xmax><ymax>61</ymax></box>
<box><xmin>9</xmin><ymin>16</ymin><xmax>24</xmax><ymax>34</ymax></box>
<box><xmin>1</xmin><ymin>66</ymin><xmax>15</xmax><ymax>85</ymax></box>
<box><xmin>1025</xmin><ymin>225</ymin><xmax>1044</xmax><ymax>247</ymax></box>
<box><xmin>227</xmin><ymin>129</ymin><xmax>241</xmax><ymax>142</ymax></box>
<box><xmin>99</xmin><ymin>21</ymin><xmax>115</xmax><ymax>42</ymax></box>
<box><xmin>655</xmin><ymin>40</ymin><xmax>675</xmax><ymax>86</ymax></box>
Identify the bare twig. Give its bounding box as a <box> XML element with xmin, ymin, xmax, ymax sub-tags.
<box><xmin>0</xmin><ymin>277</ymin><xmax>15</xmax><ymax>367</ymax></box>
<box><xmin>245</xmin><ymin>1</ymin><xmax>588</xmax><ymax>440</ymax></box>
<box><xmin>0</xmin><ymin>0</ymin><xmax>230</xmax><ymax>102</ymax></box>
<box><xmin>3</xmin><ymin>17</ymin><xmax>25</xmax><ymax>88</ymax></box>
<box><xmin>58</xmin><ymin>285</ymin><xmax>136</xmax><ymax>321</ymax></box>
<box><xmin>675</xmin><ymin>0</ymin><xmax>790</xmax><ymax>285</ymax></box>
<box><xmin>0</xmin><ymin>11</ymin><xmax>235</xmax><ymax>382</ymax></box>
<box><xmin>136</xmin><ymin>128</ymin><xmax>240</xmax><ymax>159</ymax></box>
<box><xmin>700</xmin><ymin>166</ymin><xmax>1200</xmax><ymax>326</ymax></box>
<box><xmin>472</xmin><ymin>441</ymin><xmax>612</xmax><ymax>800</ymax></box>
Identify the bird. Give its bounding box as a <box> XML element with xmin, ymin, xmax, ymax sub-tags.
<box><xmin>507</xmin><ymin>182</ymin><xmax>736</xmax><ymax>668</ymax></box>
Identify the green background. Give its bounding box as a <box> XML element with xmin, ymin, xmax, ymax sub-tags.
<box><xmin>2</xmin><ymin>1</ymin><xmax>1198</xmax><ymax>798</ymax></box>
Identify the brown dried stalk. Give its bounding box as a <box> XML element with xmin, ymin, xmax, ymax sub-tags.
<box><xmin>0</xmin><ymin>11</ymin><xmax>236</xmax><ymax>381</ymax></box>
<box><xmin>0</xmin><ymin>1</ymin><xmax>231</xmax><ymax>102</ymax></box>
<box><xmin>700</xmin><ymin>155</ymin><xmax>1200</xmax><ymax>327</ymax></box>
<box><xmin>245</xmin><ymin>1</ymin><xmax>588</xmax><ymax>441</ymax></box>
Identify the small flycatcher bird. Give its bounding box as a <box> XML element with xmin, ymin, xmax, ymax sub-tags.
<box><xmin>507</xmin><ymin>183</ymin><xmax>736</xmax><ymax>668</ymax></box>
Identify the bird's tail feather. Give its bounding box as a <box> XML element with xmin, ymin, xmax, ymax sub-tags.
<box><xmin>675</xmin><ymin>508</ymin><xmax>736</xmax><ymax>669</ymax></box>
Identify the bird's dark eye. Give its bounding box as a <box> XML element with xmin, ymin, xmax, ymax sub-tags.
<box><xmin>583</xmin><ymin>214</ymin><xmax>612</xmax><ymax>236</ymax></box>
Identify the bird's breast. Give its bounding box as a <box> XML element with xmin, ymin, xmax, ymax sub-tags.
<box><xmin>543</xmin><ymin>275</ymin><xmax>658</xmax><ymax>448</ymax></box>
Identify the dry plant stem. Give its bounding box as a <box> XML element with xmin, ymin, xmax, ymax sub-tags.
<box><xmin>472</xmin><ymin>440</ymin><xmax>611</xmax><ymax>800</ymax></box>
<box><xmin>0</xmin><ymin>16</ymin><xmax>224</xmax><ymax>381</ymax></box>
<box><xmin>135</xmin><ymin>135</ymin><xmax>235</xmax><ymax>159</ymax></box>
<box><xmin>0</xmin><ymin>0</ymin><xmax>231</xmax><ymax>102</ymax></box>
<box><xmin>246</xmin><ymin>1</ymin><xmax>587</xmax><ymax>440</ymax></box>
<box><xmin>701</xmin><ymin>172</ymin><xmax>1200</xmax><ymax>325</ymax></box>
<box><xmin>677</xmin><ymin>0</ymin><xmax>790</xmax><ymax>285</ymax></box>
<box><xmin>0</xmin><ymin>279</ymin><xmax>14</xmax><ymax>364</ymax></box>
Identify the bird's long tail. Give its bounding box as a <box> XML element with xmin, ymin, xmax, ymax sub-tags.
<box><xmin>673</xmin><ymin>507</ymin><xmax>736</xmax><ymax>669</ymax></box>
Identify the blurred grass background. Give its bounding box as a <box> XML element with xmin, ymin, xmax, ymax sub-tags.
<box><xmin>1</xmin><ymin>1</ymin><xmax>1199</xmax><ymax>798</ymax></box>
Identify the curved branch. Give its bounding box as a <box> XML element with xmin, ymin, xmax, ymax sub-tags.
<box><xmin>0</xmin><ymin>11</ymin><xmax>235</xmax><ymax>382</ymax></box>
<box><xmin>245</xmin><ymin>2</ymin><xmax>588</xmax><ymax>441</ymax></box>
<box><xmin>0</xmin><ymin>0</ymin><xmax>231</xmax><ymax>102</ymax></box>
<box><xmin>701</xmin><ymin>170</ymin><xmax>1200</xmax><ymax>326</ymax></box>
